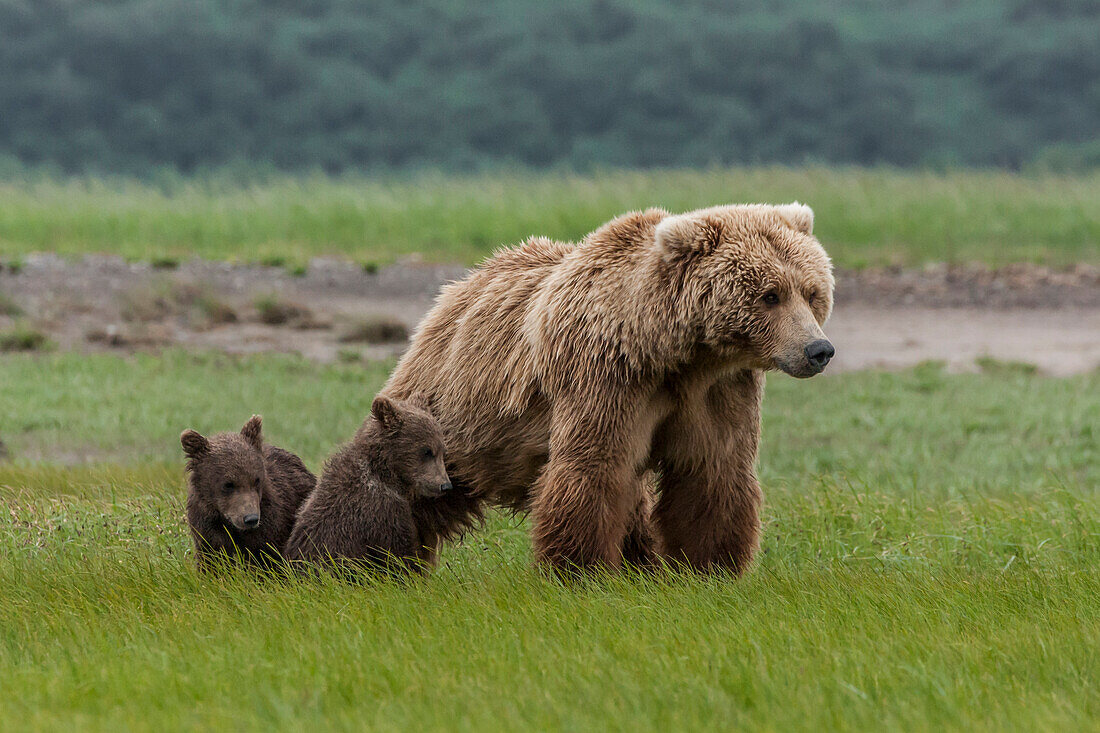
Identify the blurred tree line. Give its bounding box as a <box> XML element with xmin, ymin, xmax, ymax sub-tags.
<box><xmin>0</xmin><ymin>0</ymin><xmax>1097</xmax><ymax>175</ymax></box>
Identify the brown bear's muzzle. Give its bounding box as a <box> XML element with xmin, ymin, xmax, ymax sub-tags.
<box><xmin>775</xmin><ymin>337</ymin><xmax>835</xmax><ymax>378</ymax></box>
<box><xmin>223</xmin><ymin>492</ymin><xmax>262</xmax><ymax>531</ymax></box>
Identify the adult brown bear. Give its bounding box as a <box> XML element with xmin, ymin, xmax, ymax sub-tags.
<box><xmin>383</xmin><ymin>203</ymin><xmax>834</xmax><ymax>573</ymax></box>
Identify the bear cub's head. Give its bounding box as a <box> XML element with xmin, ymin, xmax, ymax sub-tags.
<box><xmin>181</xmin><ymin>415</ymin><xmax>270</xmax><ymax>532</ymax></box>
<box><xmin>366</xmin><ymin>394</ymin><xmax>452</xmax><ymax>499</ymax></box>
<box><xmin>654</xmin><ymin>202</ymin><xmax>836</xmax><ymax>378</ymax></box>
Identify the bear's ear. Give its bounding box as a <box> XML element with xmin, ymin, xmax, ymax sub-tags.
<box><xmin>405</xmin><ymin>391</ymin><xmax>433</xmax><ymax>415</ymax></box>
<box><xmin>371</xmin><ymin>395</ymin><xmax>401</xmax><ymax>431</ymax></box>
<box><xmin>180</xmin><ymin>429</ymin><xmax>210</xmax><ymax>458</ymax></box>
<box><xmin>241</xmin><ymin>415</ymin><xmax>263</xmax><ymax>450</ymax></box>
<box><xmin>774</xmin><ymin>202</ymin><xmax>814</xmax><ymax>235</ymax></box>
<box><xmin>654</xmin><ymin>214</ymin><xmax>724</xmax><ymax>262</ymax></box>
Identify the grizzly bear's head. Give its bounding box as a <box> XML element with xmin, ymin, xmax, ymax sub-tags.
<box><xmin>181</xmin><ymin>415</ymin><xmax>271</xmax><ymax>531</ymax></box>
<box><xmin>654</xmin><ymin>202</ymin><xmax>835</xmax><ymax>378</ymax></box>
<box><xmin>367</xmin><ymin>394</ymin><xmax>452</xmax><ymax>499</ymax></box>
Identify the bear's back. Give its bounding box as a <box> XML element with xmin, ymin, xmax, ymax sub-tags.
<box><xmin>387</xmin><ymin>236</ymin><xmax>572</xmax><ymax>417</ymax></box>
<box><xmin>483</xmin><ymin>235</ymin><xmax>573</xmax><ymax>273</ymax></box>
<box><xmin>264</xmin><ymin>444</ymin><xmax>316</xmax><ymax>510</ymax></box>
<box><xmin>284</xmin><ymin>440</ymin><xmax>419</xmax><ymax>566</ymax></box>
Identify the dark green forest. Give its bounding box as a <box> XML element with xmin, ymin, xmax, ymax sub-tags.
<box><xmin>1</xmin><ymin>0</ymin><xmax>1098</xmax><ymax>175</ymax></box>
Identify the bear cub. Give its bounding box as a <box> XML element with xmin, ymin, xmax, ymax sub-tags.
<box><xmin>181</xmin><ymin>415</ymin><xmax>316</xmax><ymax>570</ymax></box>
<box><xmin>284</xmin><ymin>394</ymin><xmax>458</xmax><ymax>575</ymax></box>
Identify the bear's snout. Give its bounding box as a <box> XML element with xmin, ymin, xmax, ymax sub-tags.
<box><xmin>242</xmin><ymin>513</ymin><xmax>260</xmax><ymax>529</ymax></box>
<box><xmin>775</xmin><ymin>337</ymin><xmax>835</xmax><ymax>378</ymax></box>
<box><xmin>418</xmin><ymin>481</ymin><xmax>452</xmax><ymax>498</ymax></box>
<box><xmin>804</xmin><ymin>339</ymin><xmax>835</xmax><ymax>371</ymax></box>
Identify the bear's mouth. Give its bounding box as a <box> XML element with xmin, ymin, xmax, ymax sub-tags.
<box><xmin>773</xmin><ymin>356</ymin><xmax>828</xmax><ymax>378</ymax></box>
<box><xmin>227</xmin><ymin>516</ymin><xmax>261</xmax><ymax>531</ymax></box>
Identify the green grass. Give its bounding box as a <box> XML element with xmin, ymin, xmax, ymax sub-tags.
<box><xmin>0</xmin><ymin>352</ymin><xmax>1097</xmax><ymax>730</ymax></box>
<box><xmin>0</xmin><ymin>352</ymin><xmax>392</xmax><ymax>463</ymax></box>
<box><xmin>1</xmin><ymin>167</ymin><xmax>1099</xmax><ymax>268</ymax></box>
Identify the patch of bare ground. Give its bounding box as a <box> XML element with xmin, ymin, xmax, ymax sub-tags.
<box><xmin>0</xmin><ymin>254</ymin><xmax>1097</xmax><ymax>373</ymax></box>
<box><xmin>836</xmin><ymin>262</ymin><xmax>1100</xmax><ymax>308</ymax></box>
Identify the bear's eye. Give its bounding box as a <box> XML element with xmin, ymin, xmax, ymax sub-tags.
<box><xmin>762</xmin><ymin>291</ymin><xmax>780</xmax><ymax>307</ymax></box>
<box><xmin>807</xmin><ymin>291</ymin><xmax>817</xmax><ymax>306</ymax></box>
<box><xmin>223</xmin><ymin>481</ymin><xmax>236</xmax><ymax>492</ymax></box>
<box><xmin>421</xmin><ymin>447</ymin><xmax>436</xmax><ymax>461</ymax></box>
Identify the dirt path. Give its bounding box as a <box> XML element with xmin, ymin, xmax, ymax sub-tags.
<box><xmin>828</xmin><ymin>306</ymin><xmax>1099</xmax><ymax>376</ymax></box>
<box><xmin>2</xmin><ymin>255</ymin><xmax>1097</xmax><ymax>375</ymax></box>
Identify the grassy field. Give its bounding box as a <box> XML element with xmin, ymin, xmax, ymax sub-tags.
<box><xmin>1</xmin><ymin>168</ymin><xmax>1099</xmax><ymax>268</ymax></box>
<box><xmin>1</xmin><ymin>352</ymin><xmax>1097</xmax><ymax>730</ymax></box>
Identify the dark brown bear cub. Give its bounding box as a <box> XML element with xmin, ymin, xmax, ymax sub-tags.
<box><xmin>181</xmin><ymin>415</ymin><xmax>316</xmax><ymax>570</ymax></box>
<box><xmin>285</xmin><ymin>394</ymin><xmax>478</xmax><ymax>575</ymax></box>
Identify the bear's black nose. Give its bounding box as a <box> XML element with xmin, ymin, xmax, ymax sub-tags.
<box><xmin>440</xmin><ymin>482</ymin><xmax>453</xmax><ymax>493</ymax></box>
<box><xmin>243</xmin><ymin>513</ymin><xmax>260</xmax><ymax>529</ymax></box>
<box><xmin>804</xmin><ymin>339</ymin><xmax>835</xmax><ymax>369</ymax></box>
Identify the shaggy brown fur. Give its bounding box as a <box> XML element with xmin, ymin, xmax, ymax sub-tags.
<box><xmin>182</xmin><ymin>415</ymin><xmax>316</xmax><ymax>570</ymax></box>
<box><xmin>284</xmin><ymin>394</ymin><xmax>481</xmax><ymax>575</ymax></box>
<box><xmin>384</xmin><ymin>203</ymin><xmax>834</xmax><ymax>573</ymax></box>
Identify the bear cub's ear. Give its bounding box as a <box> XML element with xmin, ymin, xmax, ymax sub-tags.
<box><xmin>371</xmin><ymin>395</ymin><xmax>401</xmax><ymax>430</ymax></box>
<box><xmin>241</xmin><ymin>415</ymin><xmax>263</xmax><ymax>450</ymax></box>
<box><xmin>654</xmin><ymin>214</ymin><xmax>723</xmax><ymax>262</ymax></box>
<box><xmin>181</xmin><ymin>429</ymin><xmax>210</xmax><ymax>458</ymax></box>
<box><xmin>774</xmin><ymin>202</ymin><xmax>814</xmax><ymax>234</ymax></box>
<box><xmin>406</xmin><ymin>391</ymin><xmax>433</xmax><ymax>415</ymax></box>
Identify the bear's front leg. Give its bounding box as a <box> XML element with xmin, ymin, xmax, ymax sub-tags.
<box><xmin>619</xmin><ymin>473</ymin><xmax>663</xmax><ymax>567</ymax></box>
<box><xmin>652</xmin><ymin>369</ymin><xmax>764</xmax><ymax>574</ymax></box>
<box><xmin>654</xmin><ymin>463</ymin><xmax>761</xmax><ymax>574</ymax></box>
<box><xmin>530</xmin><ymin>392</ymin><xmax>653</xmax><ymax>571</ymax></box>
<box><xmin>189</xmin><ymin>522</ymin><xmax>237</xmax><ymax>571</ymax></box>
